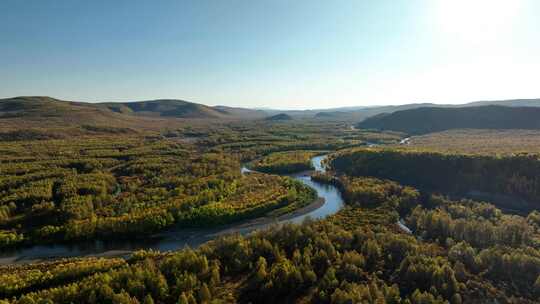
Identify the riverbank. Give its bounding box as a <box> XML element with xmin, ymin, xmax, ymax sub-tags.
<box><xmin>0</xmin><ymin>155</ymin><xmax>345</xmax><ymax>265</ymax></box>
<box><xmin>0</xmin><ymin>197</ymin><xmax>326</xmax><ymax>265</ymax></box>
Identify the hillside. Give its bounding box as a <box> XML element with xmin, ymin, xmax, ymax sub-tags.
<box><xmin>0</xmin><ymin>96</ymin><xmax>142</xmax><ymax>130</ymax></box>
<box><xmin>98</xmin><ymin>99</ymin><xmax>226</xmax><ymax>118</ymax></box>
<box><xmin>99</xmin><ymin>99</ymin><xmax>265</xmax><ymax>119</ymax></box>
<box><xmin>261</xmin><ymin>103</ymin><xmax>438</xmax><ymax>121</ymax></box>
<box><xmin>357</xmin><ymin>105</ymin><xmax>540</xmax><ymax>134</ymax></box>
<box><xmin>266</xmin><ymin>98</ymin><xmax>540</xmax><ymax>121</ymax></box>
<box><xmin>4</xmin><ymin>96</ymin><xmax>540</xmax><ymax>132</ymax></box>
<box><xmin>0</xmin><ymin>97</ymin><xmax>269</xmax><ymax>134</ymax></box>
<box><xmin>265</xmin><ymin>113</ymin><xmax>292</xmax><ymax>121</ymax></box>
<box><xmin>1</xmin><ymin>96</ymin><xmax>111</xmax><ymax>119</ymax></box>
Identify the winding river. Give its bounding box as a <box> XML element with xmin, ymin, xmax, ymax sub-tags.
<box><xmin>0</xmin><ymin>155</ymin><xmax>345</xmax><ymax>264</ymax></box>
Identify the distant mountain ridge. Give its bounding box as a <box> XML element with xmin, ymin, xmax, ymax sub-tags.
<box><xmin>0</xmin><ymin>96</ymin><xmax>267</xmax><ymax>121</ymax></box>
<box><xmin>97</xmin><ymin>100</ymin><xmax>267</xmax><ymax>119</ymax></box>
<box><xmin>2</xmin><ymin>96</ymin><xmax>540</xmax><ymax>127</ymax></box>
<box><xmin>464</xmin><ymin>98</ymin><xmax>540</xmax><ymax>107</ymax></box>
<box><xmin>357</xmin><ymin>105</ymin><xmax>540</xmax><ymax>134</ymax></box>
<box><xmin>282</xmin><ymin>99</ymin><xmax>540</xmax><ymax>120</ymax></box>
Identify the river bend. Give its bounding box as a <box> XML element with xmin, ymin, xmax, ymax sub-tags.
<box><xmin>0</xmin><ymin>155</ymin><xmax>344</xmax><ymax>264</ymax></box>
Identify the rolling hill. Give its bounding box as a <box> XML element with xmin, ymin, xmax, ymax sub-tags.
<box><xmin>357</xmin><ymin>105</ymin><xmax>540</xmax><ymax>134</ymax></box>
<box><xmin>213</xmin><ymin>105</ymin><xmax>267</xmax><ymax>119</ymax></box>
<box><xmin>3</xmin><ymin>96</ymin><xmax>540</xmax><ymax>132</ymax></box>
<box><xmin>98</xmin><ymin>99</ymin><xmax>228</xmax><ymax>119</ymax></box>
<box><xmin>0</xmin><ymin>96</ymin><xmax>267</xmax><ymax>126</ymax></box>
<box><xmin>265</xmin><ymin>113</ymin><xmax>292</xmax><ymax>121</ymax></box>
<box><xmin>465</xmin><ymin>98</ymin><xmax>540</xmax><ymax>107</ymax></box>
<box><xmin>98</xmin><ymin>99</ymin><xmax>266</xmax><ymax>119</ymax></box>
<box><xmin>269</xmin><ymin>98</ymin><xmax>540</xmax><ymax>121</ymax></box>
<box><xmin>0</xmin><ymin>96</ymin><xmax>137</xmax><ymax>124</ymax></box>
<box><xmin>0</xmin><ymin>96</ymin><xmax>270</xmax><ymax>137</ymax></box>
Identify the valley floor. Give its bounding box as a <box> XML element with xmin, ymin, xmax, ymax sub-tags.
<box><xmin>1</xmin><ymin>121</ymin><xmax>540</xmax><ymax>303</ymax></box>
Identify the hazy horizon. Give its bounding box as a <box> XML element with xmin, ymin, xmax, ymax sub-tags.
<box><xmin>2</xmin><ymin>0</ymin><xmax>540</xmax><ymax>110</ymax></box>
<box><xmin>4</xmin><ymin>95</ymin><xmax>540</xmax><ymax>112</ymax></box>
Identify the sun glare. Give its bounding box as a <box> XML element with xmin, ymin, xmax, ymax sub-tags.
<box><xmin>434</xmin><ymin>0</ymin><xmax>523</xmax><ymax>44</ymax></box>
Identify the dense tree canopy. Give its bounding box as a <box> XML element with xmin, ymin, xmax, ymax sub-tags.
<box><xmin>0</xmin><ymin>136</ymin><xmax>316</xmax><ymax>248</ymax></box>
<box><xmin>249</xmin><ymin>151</ymin><xmax>318</xmax><ymax>174</ymax></box>
<box><xmin>330</xmin><ymin>148</ymin><xmax>540</xmax><ymax>212</ymax></box>
<box><xmin>3</xmin><ymin>168</ymin><xmax>539</xmax><ymax>303</ymax></box>
<box><xmin>1</xmin><ymin>120</ymin><xmax>539</xmax><ymax>303</ymax></box>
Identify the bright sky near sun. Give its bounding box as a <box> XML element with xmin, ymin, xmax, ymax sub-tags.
<box><xmin>1</xmin><ymin>0</ymin><xmax>539</xmax><ymax>109</ymax></box>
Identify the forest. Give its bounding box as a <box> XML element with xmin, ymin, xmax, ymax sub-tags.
<box><xmin>6</xmin><ymin>0</ymin><xmax>540</xmax><ymax>300</ymax></box>
<box><xmin>1</xmin><ymin>120</ymin><xmax>540</xmax><ymax>303</ymax></box>
<box><xmin>0</xmin><ymin>135</ymin><xmax>316</xmax><ymax>248</ymax></box>
<box><xmin>0</xmin><ymin>121</ymin><xmax>391</xmax><ymax>248</ymax></box>
<box><xmin>2</xmin><ymin>169</ymin><xmax>540</xmax><ymax>303</ymax></box>
<box><xmin>329</xmin><ymin>148</ymin><xmax>540</xmax><ymax>213</ymax></box>
<box><xmin>249</xmin><ymin>151</ymin><xmax>318</xmax><ymax>174</ymax></box>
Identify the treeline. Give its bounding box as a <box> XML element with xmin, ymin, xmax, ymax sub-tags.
<box><xmin>0</xmin><ymin>137</ymin><xmax>315</xmax><ymax>248</ymax></box>
<box><xmin>250</xmin><ymin>151</ymin><xmax>317</xmax><ymax>174</ymax></box>
<box><xmin>329</xmin><ymin>148</ymin><xmax>540</xmax><ymax>212</ymax></box>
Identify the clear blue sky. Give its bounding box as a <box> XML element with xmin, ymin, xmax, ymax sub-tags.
<box><xmin>1</xmin><ymin>0</ymin><xmax>539</xmax><ymax>109</ymax></box>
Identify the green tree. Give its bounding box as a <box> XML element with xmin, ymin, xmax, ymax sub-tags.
<box><xmin>198</xmin><ymin>283</ymin><xmax>211</xmax><ymax>303</ymax></box>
